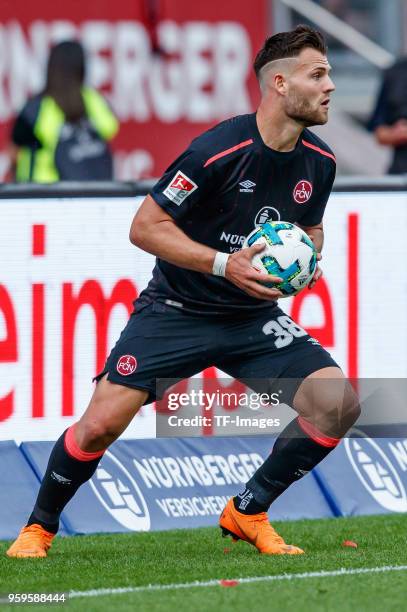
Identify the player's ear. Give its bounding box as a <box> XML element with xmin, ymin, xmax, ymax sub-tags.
<box><xmin>274</xmin><ymin>72</ymin><xmax>288</xmax><ymax>95</ymax></box>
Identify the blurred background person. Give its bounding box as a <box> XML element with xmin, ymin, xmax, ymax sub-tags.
<box><xmin>368</xmin><ymin>56</ymin><xmax>407</xmax><ymax>174</ymax></box>
<box><xmin>8</xmin><ymin>41</ymin><xmax>118</xmax><ymax>182</ymax></box>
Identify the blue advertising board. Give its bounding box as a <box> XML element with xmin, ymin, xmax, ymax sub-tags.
<box><xmin>0</xmin><ymin>441</ymin><xmax>67</xmax><ymax>539</ymax></box>
<box><xmin>314</xmin><ymin>429</ymin><xmax>407</xmax><ymax>516</ymax></box>
<box><xmin>21</xmin><ymin>436</ymin><xmax>333</xmax><ymax>535</ymax></box>
<box><xmin>2</xmin><ymin>431</ymin><xmax>407</xmax><ymax>541</ymax></box>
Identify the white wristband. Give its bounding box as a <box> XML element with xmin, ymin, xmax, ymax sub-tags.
<box><xmin>212</xmin><ymin>252</ymin><xmax>230</xmax><ymax>277</ymax></box>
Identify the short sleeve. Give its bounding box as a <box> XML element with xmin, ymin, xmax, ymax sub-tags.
<box><xmin>299</xmin><ymin>162</ymin><xmax>336</xmax><ymax>226</ymax></box>
<box><xmin>149</xmin><ymin>146</ymin><xmax>217</xmax><ymax>220</ymax></box>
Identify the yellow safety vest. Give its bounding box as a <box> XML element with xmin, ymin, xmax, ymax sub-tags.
<box><xmin>16</xmin><ymin>88</ymin><xmax>118</xmax><ymax>182</ymax></box>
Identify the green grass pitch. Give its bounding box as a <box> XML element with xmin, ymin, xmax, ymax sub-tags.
<box><xmin>1</xmin><ymin>514</ymin><xmax>406</xmax><ymax>611</ymax></box>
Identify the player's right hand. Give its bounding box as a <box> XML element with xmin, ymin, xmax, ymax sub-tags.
<box><xmin>225</xmin><ymin>243</ymin><xmax>283</xmax><ymax>300</ymax></box>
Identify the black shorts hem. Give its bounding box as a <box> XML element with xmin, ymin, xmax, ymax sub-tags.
<box><xmin>277</xmin><ymin>350</ymin><xmax>339</xmax><ymax>405</ymax></box>
<box><xmin>281</xmin><ymin>356</ymin><xmax>340</xmax><ymax>380</ymax></box>
<box><xmin>93</xmin><ymin>369</ymin><xmax>156</xmax><ymax>406</ymax></box>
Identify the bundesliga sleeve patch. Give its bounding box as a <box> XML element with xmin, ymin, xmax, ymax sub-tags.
<box><xmin>163</xmin><ymin>171</ymin><xmax>198</xmax><ymax>206</ymax></box>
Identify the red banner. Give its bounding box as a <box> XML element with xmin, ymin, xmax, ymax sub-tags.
<box><xmin>0</xmin><ymin>0</ymin><xmax>268</xmax><ymax>180</ymax></box>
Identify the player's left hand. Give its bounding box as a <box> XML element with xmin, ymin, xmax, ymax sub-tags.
<box><xmin>308</xmin><ymin>253</ymin><xmax>322</xmax><ymax>289</ymax></box>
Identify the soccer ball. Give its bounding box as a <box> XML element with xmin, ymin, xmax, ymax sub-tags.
<box><xmin>243</xmin><ymin>221</ymin><xmax>317</xmax><ymax>296</ymax></box>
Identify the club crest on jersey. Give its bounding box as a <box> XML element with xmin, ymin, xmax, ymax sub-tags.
<box><xmin>293</xmin><ymin>180</ymin><xmax>313</xmax><ymax>204</ymax></box>
<box><xmin>117</xmin><ymin>355</ymin><xmax>137</xmax><ymax>376</ymax></box>
<box><xmin>163</xmin><ymin>171</ymin><xmax>198</xmax><ymax>206</ymax></box>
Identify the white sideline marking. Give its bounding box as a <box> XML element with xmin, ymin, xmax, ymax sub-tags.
<box><xmin>70</xmin><ymin>565</ymin><xmax>407</xmax><ymax>599</ymax></box>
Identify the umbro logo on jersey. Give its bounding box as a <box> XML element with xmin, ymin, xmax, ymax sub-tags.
<box><xmin>239</xmin><ymin>179</ymin><xmax>256</xmax><ymax>193</ymax></box>
<box><xmin>163</xmin><ymin>171</ymin><xmax>198</xmax><ymax>206</ymax></box>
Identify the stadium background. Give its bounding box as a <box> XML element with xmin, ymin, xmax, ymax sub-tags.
<box><xmin>1</xmin><ymin>2</ymin><xmax>407</xmax><ymax>606</ymax></box>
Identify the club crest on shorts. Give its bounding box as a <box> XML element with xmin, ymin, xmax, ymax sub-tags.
<box><xmin>116</xmin><ymin>355</ymin><xmax>137</xmax><ymax>376</ymax></box>
<box><xmin>163</xmin><ymin>171</ymin><xmax>198</xmax><ymax>206</ymax></box>
<box><xmin>293</xmin><ymin>180</ymin><xmax>313</xmax><ymax>204</ymax></box>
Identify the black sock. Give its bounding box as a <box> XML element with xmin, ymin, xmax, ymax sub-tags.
<box><xmin>233</xmin><ymin>417</ymin><xmax>339</xmax><ymax>514</ymax></box>
<box><xmin>27</xmin><ymin>427</ymin><xmax>104</xmax><ymax>533</ymax></box>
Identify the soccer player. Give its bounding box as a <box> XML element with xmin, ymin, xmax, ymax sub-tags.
<box><xmin>7</xmin><ymin>25</ymin><xmax>359</xmax><ymax>558</ymax></box>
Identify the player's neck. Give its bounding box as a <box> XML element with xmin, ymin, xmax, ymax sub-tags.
<box><xmin>255</xmin><ymin>106</ymin><xmax>303</xmax><ymax>152</ymax></box>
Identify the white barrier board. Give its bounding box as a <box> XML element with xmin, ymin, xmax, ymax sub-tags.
<box><xmin>0</xmin><ymin>192</ymin><xmax>405</xmax><ymax>441</ymax></box>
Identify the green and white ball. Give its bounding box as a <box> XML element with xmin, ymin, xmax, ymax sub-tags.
<box><xmin>243</xmin><ymin>221</ymin><xmax>317</xmax><ymax>297</ymax></box>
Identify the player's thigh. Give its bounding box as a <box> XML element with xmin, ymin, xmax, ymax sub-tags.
<box><xmin>76</xmin><ymin>374</ymin><xmax>148</xmax><ymax>450</ymax></box>
<box><xmin>215</xmin><ymin>307</ymin><xmax>338</xmax><ymax>405</ymax></box>
<box><xmin>90</xmin><ymin>302</ymin><xmax>215</xmax><ymax>424</ymax></box>
<box><xmin>75</xmin><ymin>304</ymin><xmax>217</xmax><ymax>451</ymax></box>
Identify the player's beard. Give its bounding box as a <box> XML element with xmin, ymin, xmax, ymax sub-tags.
<box><xmin>284</xmin><ymin>89</ymin><xmax>328</xmax><ymax>127</ymax></box>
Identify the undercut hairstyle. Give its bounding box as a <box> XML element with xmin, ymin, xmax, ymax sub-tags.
<box><xmin>254</xmin><ymin>25</ymin><xmax>327</xmax><ymax>79</ymax></box>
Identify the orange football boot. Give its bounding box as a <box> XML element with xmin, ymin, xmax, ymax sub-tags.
<box><xmin>219</xmin><ymin>498</ymin><xmax>304</xmax><ymax>555</ymax></box>
<box><xmin>6</xmin><ymin>524</ymin><xmax>55</xmax><ymax>558</ymax></box>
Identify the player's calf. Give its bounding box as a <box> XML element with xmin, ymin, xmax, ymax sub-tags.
<box><xmin>6</xmin><ymin>423</ymin><xmax>106</xmax><ymax>559</ymax></box>
<box><xmin>6</xmin><ymin>378</ymin><xmax>147</xmax><ymax>558</ymax></box>
<box><xmin>222</xmin><ymin>369</ymin><xmax>360</xmax><ymax>541</ymax></box>
<box><xmin>30</xmin><ymin>423</ymin><xmax>106</xmax><ymax>534</ymax></box>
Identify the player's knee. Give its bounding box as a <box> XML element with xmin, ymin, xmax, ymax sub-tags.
<box><xmin>321</xmin><ymin>387</ymin><xmax>360</xmax><ymax>436</ymax></box>
<box><xmin>297</xmin><ymin>381</ymin><xmax>360</xmax><ymax>437</ymax></box>
<box><xmin>340</xmin><ymin>390</ymin><xmax>361</xmax><ymax>431</ymax></box>
<box><xmin>76</xmin><ymin>418</ymin><xmax>119</xmax><ymax>451</ymax></box>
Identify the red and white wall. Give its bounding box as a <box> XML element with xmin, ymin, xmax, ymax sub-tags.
<box><xmin>0</xmin><ymin>191</ymin><xmax>405</xmax><ymax>442</ymax></box>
